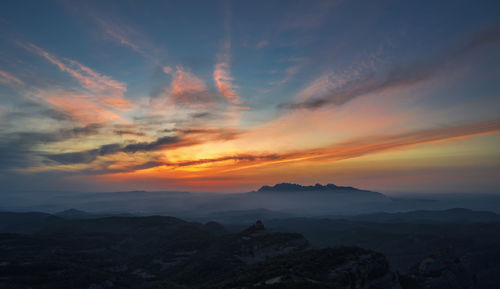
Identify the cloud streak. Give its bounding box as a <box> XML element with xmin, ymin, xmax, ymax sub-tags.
<box><xmin>284</xmin><ymin>26</ymin><xmax>500</xmax><ymax>109</ymax></box>
<box><xmin>213</xmin><ymin>6</ymin><xmax>242</xmax><ymax>106</ymax></box>
<box><xmin>0</xmin><ymin>124</ymin><xmax>103</xmax><ymax>170</ymax></box>
<box><xmin>0</xmin><ymin>70</ymin><xmax>24</xmax><ymax>87</ymax></box>
<box><xmin>20</xmin><ymin>43</ymin><xmax>133</xmax><ymax>123</ymax></box>
<box><xmin>23</xmin><ymin>43</ymin><xmax>128</xmax><ymax>101</ymax></box>
<box><xmin>129</xmin><ymin>119</ymin><xmax>500</xmax><ymax>172</ymax></box>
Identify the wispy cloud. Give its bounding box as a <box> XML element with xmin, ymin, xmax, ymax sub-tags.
<box><xmin>0</xmin><ymin>70</ymin><xmax>24</xmax><ymax>87</ymax></box>
<box><xmin>37</xmin><ymin>90</ymin><xmax>123</xmax><ymax>124</ymax></box>
<box><xmin>269</xmin><ymin>64</ymin><xmax>301</xmax><ymax>86</ymax></box>
<box><xmin>214</xmin><ymin>6</ymin><xmax>242</xmax><ymax>106</ymax></box>
<box><xmin>256</xmin><ymin>40</ymin><xmax>269</xmax><ymax>49</ymax></box>
<box><xmin>94</xmin><ymin>18</ymin><xmax>160</xmax><ymax>61</ymax></box>
<box><xmin>284</xmin><ymin>26</ymin><xmax>500</xmax><ymax>109</ymax></box>
<box><xmin>128</xmin><ymin>119</ymin><xmax>500</xmax><ymax>172</ymax></box>
<box><xmin>97</xmin><ymin>19</ymin><xmax>143</xmax><ymax>53</ymax></box>
<box><xmin>45</xmin><ymin>135</ymin><xmax>193</xmax><ymax>165</ymax></box>
<box><xmin>167</xmin><ymin>66</ymin><xmax>212</xmax><ymax>107</ymax></box>
<box><xmin>20</xmin><ymin>43</ymin><xmax>133</xmax><ymax>123</ymax></box>
<box><xmin>0</xmin><ymin>124</ymin><xmax>102</xmax><ymax>170</ymax></box>
<box><xmin>214</xmin><ymin>50</ymin><xmax>242</xmax><ymax>105</ymax></box>
<box><xmin>280</xmin><ymin>0</ymin><xmax>336</xmax><ymax>31</ymax></box>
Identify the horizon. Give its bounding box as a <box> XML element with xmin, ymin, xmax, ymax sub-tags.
<box><xmin>1</xmin><ymin>0</ymin><xmax>500</xmax><ymax>195</ymax></box>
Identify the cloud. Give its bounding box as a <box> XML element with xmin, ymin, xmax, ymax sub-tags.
<box><xmin>128</xmin><ymin>119</ymin><xmax>500</xmax><ymax>172</ymax></box>
<box><xmin>21</xmin><ymin>43</ymin><xmax>133</xmax><ymax>117</ymax></box>
<box><xmin>0</xmin><ymin>70</ymin><xmax>24</xmax><ymax>87</ymax></box>
<box><xmin>45</xmin><ymin>126</ymin><xmax>244</xmax><ymax>166</ymax></box>
<box><xmin>159</xmin><ymin>153</ymin><xmax>286</xmax><ymax>168</ymax></box>
<box><xmin>256</xmin><ymin>40</ymin><xmax>269</xmax><ymax>49</ymax></box>
<box><xmin>167</xmin><ymin>66</ymin><xmax>212</xmax><ymax>107</ymax></box>
<box><xmin>46</xmin><ymin>144</ymin><xmax>122</xmax><ymax>165</ymax></box>
<box><xmin>114</xmin><ymin>130</ymin><xmax>146</xmax><ymax>137</ymax></box>
<box><xmin>0</xmin><ymin>124</ymin><xmax>103</xmax><ymax>169</ymax></box>
<box><xmin>38</xmin><ymin>90</ymin><xmax>123</xmax><ymax>124</ymax></box>
<box><xmin>94</xmin><ymin>18</ymin><xmax>159</xmax><ymax>60</ymax></box>
<box><xmin>23</xmin><ymin>43</ymin><xmax>127</xmax><ymax>99</ymax></box>
<box><xmin>163</xmin><ymin>127</ymin><xmax>242</xmax><ymax>140</ymax></box>
<box><xmin>18</xmin><ymin>43</ymin><xmax>135</xmax><ymax>123</ymax></box>
<box><xmin>214</xmin><ymin>56</ymin><xmax>242</xmax><ymax>105</ymax></box>
<box><xmin>284</xmin><ymin>26</ymin><xmax>500</xmax><ymax>109</ymax></box>
<box><xmin>122</xmin><ymin>136</ymin><xmax>182</xmax><ymax>153</ymax></box>
<box><xmin>280</xmin><ymin>0</ymin><xmax>335</xmax><ymax>31</ymax></box>
<box><xmin>269</xmin><ymin>64</ymin><xmax>301</xmax><ymax>86</ymax></box>
<box><xmin>98</xmin><ymin>19</ymin><xmax>142</xmax><ymax>53</ymax></box>
<box><xmin>213</xmin><ymin>7</ymin><xmax>242</xmax><ymax>106</ymax></box>
<box><xmin>162</xmin><ymin>66</ymin><xmax>173</xmax><ymax>74</ymax></box>
<box><xmin>45</xmin><ymin>135</ymin><xmax>190</xmax><ymax>165</ymax></box>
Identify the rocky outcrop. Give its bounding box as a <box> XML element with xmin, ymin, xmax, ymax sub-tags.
<box><xmin>401</xmin><ymin>248</ymin><xmax>478</xmax><ymax>289</ymax></box>
<box><xmin>233</xmin><ymin>220</ymin><xmax>309</xmax><ymax>264</ymax></box>
<box><xmin>218</xmin><ymin>246</ymin><xmax>401</xmax><ymax>289</ymax></box>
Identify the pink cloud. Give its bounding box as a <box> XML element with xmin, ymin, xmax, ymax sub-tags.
<box><xmin>162</xmin><ymin>66</ymin><xmax>172</xmax><ymax>74</ymax></box>
<box><xmin>22</xmin><ymin>43</ymin><xmax>132</xmax><ymax>110</ymax></box>
<box><xmin>214</xmin><ymin>60</ymin><xmax>241</xmax><ymax>105</ymax></box>
<box><xmin>0</xmin><ymin>70</ymin><xmax>24</xmax><ymax>87</ymax></box>
<box><xmin>167</xmin><ymin>66</ymin><xmax>211</xmax><ymax>107</ymax></box>
<box><xmin>40</xmin><ymin>90</ymin><xmax>122</xmax><ymax>123</ymax></box>
<box><xmin>214</xmin><ymin>34</ymin><xmax>242</xmax><ymax>105</ymax></box>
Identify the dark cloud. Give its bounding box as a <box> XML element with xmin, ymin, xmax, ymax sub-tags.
<box><xmin>163</xmin><ymin>154</ymin><xmax>286</xmax><ymax>167</ymax></box>
<box><xmin>46</xmin><ymin>144</ymin><xmax>122</xmax><ymax>165</ymax></box>
<box><xmin>0</xmin><ymin>124</ymin><xmax>103</xmax><ymax>169</ymax></box>
<box><xmin>46</xmin><ymin>136</ymin><xmax>186</xmax><ymax>165</ymax></box>
<box><xmin>1</xmin><ymin>99</ymin><xmax>75</xmax><ymax>122</ymax></box>
<box><xmin>114</xmin><ymin>130</ymin><xmax>146</xmax><ymax>136</ymax></box>
<box><xmin>122</xmin><ymin>136</ymin><xmax>181</xmax><ymax>153</ymax></box>
<box><xmin>45</xmin><ymin>127</ymin><xmax>243</xmax><ymax>166</ymax></box>
<box><xmin>163</xmin><ymin>127</ymin><xmax>241</xmax><ymax>140</ymax></box>
<box><xmin>283</xmin><ymin>26</ymin><xmax>500</xmax><ymax>110</ymax></box>
<box><xmin>191</xmin><ymin>112</ymin><xmax>213</xmax><ymax>119</ymax></box>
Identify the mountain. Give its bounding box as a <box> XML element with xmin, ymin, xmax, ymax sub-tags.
<box><xmin>257</xmin><ymin>183</ymin><xmax>379</xmax><ymax>194</ymax></box>
<box><xmin>0</xmin><ymin>217</ymin><xmax>400</xmax><ymax>289</ymax></box>
<box><xmin>55</xmin><ymin>208</ymin><xmax>136</xmax><ymax>219</ymax></box>
<box><xmin>0</xmin><ymin>211</ymin><xmax>61</xmax><ymax>234</ymax></box>
<box><xmin>239</xmin><ymin>182</ymin><xmax>392</xmax><ymax>215</ymax></box>
<box><xmin>350</xmin><ymin>208</ymin><xmax>500</xmax><ymax>223</ymax></box>
<box><xmin>401</xmin><ymin>248</ymin><xmax>479</xmax><ymax>289</ymax></box>
<box><xmin>55</xmin><ymin>208</ymin><xmax>93</xmax><ymax>219</ymax></box>
<box><xmin>0</xmin><ymin>213</ymin><xmax>493</xmax><ymax>288</ymax></box>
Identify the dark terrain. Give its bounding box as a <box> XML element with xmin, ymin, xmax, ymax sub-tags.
<box><xmin>1</xmin><ymin>184</ymin><xmax>499</xmax><ymax>288</ymax></box>
<box><xmin>0</xmin><ymin>209</ymin><xmax>498</xmax><ymax>288</ymax></box>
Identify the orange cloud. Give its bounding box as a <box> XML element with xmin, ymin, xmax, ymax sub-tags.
<box><xmin>40</xmin><ymin>90</ymin><xmax>123</xmax><ymax>123</ymax></box>
<box><xmin>114</xmin><ymin>119</ymin><xmax>500</xmax><ymax>175</ymax></box>
<box><xmin>214</xmin><ymin>60</ymin><xmax>241</xmax><ymax>105</ymax></box>
<box><xmin>214</xmin><ymin>36</ymin><xmax>242</xmax><ymax>105</ymax></box>
<box><xmin>167</xmin><ymin>66</ymin><xmax>212</xmax><ymax>107</ymax></box>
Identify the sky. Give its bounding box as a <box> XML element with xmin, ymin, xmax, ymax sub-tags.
<box><xmin>0</xmin><ymin>0</ymin><xmax>499</xmax><ymax>194</ymax></box>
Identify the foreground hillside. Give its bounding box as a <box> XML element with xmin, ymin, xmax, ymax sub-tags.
<box><xmin>0</xmin><ymin>213</ymin><xmax>485</xmax><ymax>289</ymax></box>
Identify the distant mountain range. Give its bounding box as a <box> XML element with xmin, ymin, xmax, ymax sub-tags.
<box><xmin>2</xmin><ymin>182</ymin><xmax>500</xmax><ymax>216</ymax></box>
<box><xmin>349</xmin><ymin>207</ymin><xmax>500</xmax><ymax>223</ymax></box>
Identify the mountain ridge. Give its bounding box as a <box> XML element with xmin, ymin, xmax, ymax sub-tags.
<box><xmin>256</xmin><ymin>182</ymin><xmax>385</xmax><ymax>196</ymax></box>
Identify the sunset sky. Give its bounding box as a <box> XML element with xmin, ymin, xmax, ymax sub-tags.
<box><xmin>1</xmin><ymin>0</ymin><xmax>499</xmax><ymax>194</ymax></box>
